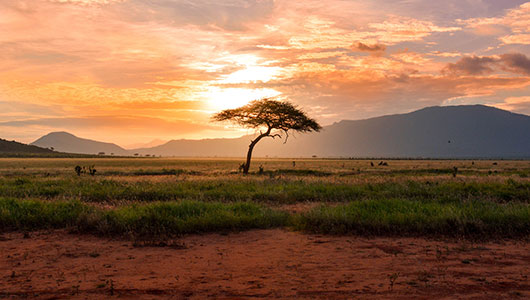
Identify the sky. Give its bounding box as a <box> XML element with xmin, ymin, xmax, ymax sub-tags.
<box><xmin>1</xmin><ymin>0</ymin><xmax>530</xmax><ymax>147</ymax></box>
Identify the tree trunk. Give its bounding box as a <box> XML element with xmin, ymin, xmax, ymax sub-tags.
<box><xmin>243</xmin><ymin>128</ymin><xmax>271</xmax><ymax>174</ymax></box>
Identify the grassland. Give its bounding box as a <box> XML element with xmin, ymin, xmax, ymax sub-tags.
<box><xmin>0</xmin><ymin>158</ymin><xmax>528</xmax><ymax>239</ymax></box>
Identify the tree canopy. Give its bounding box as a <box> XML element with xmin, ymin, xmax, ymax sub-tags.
<box><xmin>212</xmin><ymin>98</ymin><xmax>321</xmax><ymax>138</ymax></box>
<box><xmin>212</xmin><ymin>98</ymin><xmax>321</xmax><ymax>173</ymax></box>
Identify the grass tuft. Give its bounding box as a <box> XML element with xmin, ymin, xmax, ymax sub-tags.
<box><xmin>1</xmin><ymin>177</ymin><xmax>528</xmax><ymax>204</ymax></box>
<box><xmin>292</xmin><ymin>198</ymin><xmax>530</xmax><ymax>238</ymax></box>
<box><xmin>0</xmin><ymin>198</ymin><xmax>288</xmax><ymax>238</ymax></box>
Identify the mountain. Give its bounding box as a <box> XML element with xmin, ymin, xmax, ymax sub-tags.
<box><xmin>133</xmin><ymin>137</ymin><xmax>250</xmax><ymax>157</ymax></box>
<box><xmin>0</xmin><ymin>139</ymin><xmax>55</xmax><ymax>154</ymax></box>
<box><xmin>29</xmin><ymin>105</ymin><xmax>530</xmax><ymax>158</ymax></box>
<box><xmin>31</xmin><ymin>132</ymin><xmax>130</xmax><ymax>155</ymax></box>
<box><xmin>124</xmin><ymin>139</ymin><xmax>167</xmax><ymax>150</ymax></box>
<box><xmin>134</xmin><ymin>105</ymin><xmax>530</xmax><ymax>158</ymax></box>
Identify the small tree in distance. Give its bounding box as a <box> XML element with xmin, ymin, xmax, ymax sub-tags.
<box><xmin>212</xmin><ymin>98</ymin><xmax>321</xmax><ymax>174</ymax></box>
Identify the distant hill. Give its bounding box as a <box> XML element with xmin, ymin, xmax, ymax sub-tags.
<box><xmin>124</xmin><ymin>139</ymin><xmax>167</xmax><ymax>150</ymax></box>
<box><xmin>31</xmin><ymin>132</ymin><xmax>130</xmax><ymax>156</ymax></box>
<box><xmin>133</xmin><ymin>137</ymin><xmax>250</xmax><ymax>157</ymax></box>
<box><xmin>0</xmin><ymin>139</ymin><xmax>55</xmax><ymax>154</ymax></box>
<box><xmin>30</xmin><ymin>105</ymin><xmax>530</xmax><ymax>158</ymax></box>
<box><xmin>133</xmin><ymin>105</ymin><xmax>530</xmax><ymax>158</ymax></box>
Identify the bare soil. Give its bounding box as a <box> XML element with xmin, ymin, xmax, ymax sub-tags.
<box><xmin>0</xmin><ymin>229</ymin><xmax>528</xmax><ymax>299</ymax></box>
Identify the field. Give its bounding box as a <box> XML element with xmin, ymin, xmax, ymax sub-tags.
<box><xmin>1</xmin><ymin>157</ymin><xmax>529</xmax><ymax>298</ymax></box>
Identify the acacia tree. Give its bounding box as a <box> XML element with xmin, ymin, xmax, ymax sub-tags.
<box><xmin>212</xmin><ymin>98</ymin><xmax>321</xmax><ymax>174</ymax></box>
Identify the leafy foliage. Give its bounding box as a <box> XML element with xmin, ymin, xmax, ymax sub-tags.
<box><xmin>212</xmin><ymin>98</ymin><xmax>321</xmax><ymax>137</ymax></box>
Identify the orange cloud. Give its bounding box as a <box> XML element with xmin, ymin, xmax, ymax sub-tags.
<box><xmin>492</xmin><ymin>96</ymin><xmax>530</xmax><ymax>115</ymax></box>
<box><xmin>49</xmin><ymin>0</ymin><xmax>125</xmax><ymax>5</ymax></box>
<box><xmin>0</xmin><ymin>0</ymin><xmax>528</xmax><ymax>144</ymax></box>
<box><xmin>461</xmin><ymin>3</ymin><xmax>530</xmax><ymax>45</ymax></box>
<box><xmin>443</xmin><ymin>53</ymin><xmax>530</xmax><ymax>76</ymax></box>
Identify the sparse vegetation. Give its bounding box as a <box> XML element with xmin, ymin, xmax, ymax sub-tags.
<box><xmin>0</xmin><ymin>176</ymin><xmax>527</xmax><ymax>204</ymax></box>
<box><xmin>0</xmin><ymin>158</ymin><xmax>528</xmax><ymax>239</ymax></box>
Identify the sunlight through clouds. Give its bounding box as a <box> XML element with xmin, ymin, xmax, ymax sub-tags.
<box><xmin>203</xmin><ymin>87</ymin><xmax>281</xmax><ymax>110</ymax></box>
<box><xmin>0</xmin><ymin>0</ymin><xmax>529</xmax><ymax>143</ymax></box>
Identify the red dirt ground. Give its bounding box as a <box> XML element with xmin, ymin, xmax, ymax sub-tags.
<box><xmin>0</xmin><ymin>229</ymin><xmax>528</xmax><ymax>299</ymax></box>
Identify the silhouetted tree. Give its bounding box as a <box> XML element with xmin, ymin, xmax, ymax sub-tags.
<box><xmin>212</xmin><ymin>98</ymin><xmax>321</xmax><ymax>174</ymax></box>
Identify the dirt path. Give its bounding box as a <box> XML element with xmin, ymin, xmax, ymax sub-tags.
<box><xmin>0</xmin><ymin>229</ymin><xmax>528</xmax><ymax>299</ymax></box>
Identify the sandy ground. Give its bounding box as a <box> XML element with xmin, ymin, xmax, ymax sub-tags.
<box><xmin>0</xmin><ymin>230</ymin><xmax>528</xmax><ymax>299</ymax></box>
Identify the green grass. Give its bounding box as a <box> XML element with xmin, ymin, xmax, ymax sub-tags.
<box><xmin>0</xmin><ymin>158</ymin><xmax>528</xmax><ymax>239</ymax></box>
<box><xmin>1</xmin><ymin>157</ymin><xmax>527</xmax><ymax>177</ymax></box>
<box><xmin>293</xmin><ymin>198</ymin><xmax>530</xmax><ymax>238</ymax></box>
<box><xmin>0</xmin><ymin>198</ymin><xmax>288</xmax><ymax>237</ymax></box>
<box><xmin>1</xmin><ymin>197</ymin><xmax>528</xmax><ymax>239</ymax></box>
<box><xmin>132</xmin><ymin>168</ymin><xmax>201</xmax><ymax>176</ymax></box>
<box><xmin>0</xmin><ymin>177</ymin><xmax>528</xmax><ymax>204</ymax></box>
<box><xmin>0</xmin><ymin>198</ymin><xmax>93</xmax><ymax>230</ymax></box>
<box><xmin>259</xmin><ymin>169</ymin><xmax>333</xmax><ymax>177</ymax></box>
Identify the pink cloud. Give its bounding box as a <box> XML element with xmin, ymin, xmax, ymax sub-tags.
<box><xmin>0</xmin><ymin>0</ymin><xmax>528</xmax><ymax>144</ymax></box>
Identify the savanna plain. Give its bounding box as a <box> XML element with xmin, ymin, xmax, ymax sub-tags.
<box><xmin>0</xmin><ymin>158</ymin><xmax>529</xmax><ymax>299</ymax></box>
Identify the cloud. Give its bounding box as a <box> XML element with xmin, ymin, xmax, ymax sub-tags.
<box><xmin>499</xmin><ymin>53</ymin><xmax>530</xmax><ymax>75</ymax></box>
<box><xmin>461</xmin><ymin>3</ymin><xmax>530</xmax><ymax>44</ymax></box>
<box><xmin>112</xmin><ymin>0</ymin><xmax>275</xmax><ymax>31</ymax></box>
<box><xmin>228</xmin><ymin>63</ymin><xmax>530</xmax><ymax>122</ymax></box>
<box><xmin>499</xmin><ymin>34</ymin><xmax>530</xmax><ymax>45</ymax></box>
<box><xmin>1</xmin><ymin>0</ymin><xmax>529</xmax><ymax>144</ymax></box>
<box><xmin>443</xmin><ymin>52</ymin><xmax>530</xmax><ymax>76</ymax></box>
<box><xmin>0</xmin><ymin>115</ymin><xmax>213</xmax><ymax>139</ymax></box>
<box><xmin>443</xmin><ymin>55</ymin><xmax>498</xmax><ymax>75</ymax></box>
<box><xmin>49</xmin><ymin>0</ymin><xmax>125</xmax><ymax>5</ymax></box>
<box><xmin>428</xmin><ymin>51</ymin><xmax>462</xmax><ymax>58</ymax></box>
<box><xmin>367</xmin><ymin>15</ymin><xmax>461</xmax><ymax>43</ymax></box>
<box><xmin>283</xmin><ymin>15</ymin><xmax>460</xmax><ymax>51</ymax></box>
<box><xmin>492</xmin><ymin>96</ymin><xmax>530</xmax><ymax>115</ymax></box>
<box><xmin>353</xmin><ymin>42</ymin><xmax>386</xmax><ymax>52</ymax></box>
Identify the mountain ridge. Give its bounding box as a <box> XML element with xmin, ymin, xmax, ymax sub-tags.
<box><xmin>0</xmin><ymin>138</ymin><xmax>56</xmax><ymax>154</ymax></box>
<box><xmin>31</xmin><ymin>131</ymin><xmax>130</xmax><ymax>155</ymax></box>
<box><xmin>29</xmin><ymin>105</ymin><xmax>530</xmax><ymax>158</ymax></box>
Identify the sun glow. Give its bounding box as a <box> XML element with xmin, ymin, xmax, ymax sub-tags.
<box><xmin>204</xmin><ymin>54</ymin><xmax>283</xmax><ymax>110</ymax></box>
<box><xmin>2</xmin><ymin>0</ymin><xmax>530</xmax><ymax>144</ymax></box>
<box><xmin>204</xmin><ymin>87</ymin><xmax>281</xmax><ymax>110</ymax></box>
<box><xmin>219</xmin><ymin>66</ymin><xmax>281</xmax><ymax>84</ymax></box>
